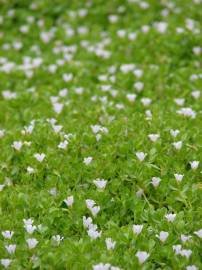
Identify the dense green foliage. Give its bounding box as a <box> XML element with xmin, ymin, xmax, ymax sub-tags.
<box><xmin>0</xmin><ymin>0</ymin><xmax>202</xmax><ymax>269</ymax></box>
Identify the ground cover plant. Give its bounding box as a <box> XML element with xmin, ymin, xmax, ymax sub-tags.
<box><xmin>0</xmin><ymin>0</ymin><xmax>202</xmax><ymax>269</ymax></box>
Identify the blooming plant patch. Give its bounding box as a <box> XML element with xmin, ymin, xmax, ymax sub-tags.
<box><xmin>0</xmin><ymin>0</ymin><xmax>201</xmax><ymax>269</ymax></box>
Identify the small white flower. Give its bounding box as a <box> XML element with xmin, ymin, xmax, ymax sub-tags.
<box><xmin>0</xmin><ymin>129</ymin><xmax>5</xmax><ymax>138</ymax></box>
<box><xmin>86</xmin><ymin>199</ymin><xmax>100</xmax><ymax>217</ymax></box>
<box><xmin>4</xmin><ymin>177</ymin><xmax>12</xmax><ymax>186</ymax></box>
<box><xmin>50</xmin><ymin>96</ymin><xmax>59</xmax><ymax>104</ymax></box>
<box><xmin>115</xmin><ymin>103</ymin><xmax>124</xmax><ymax>110</ymax></box>
<box><xmin>190</xmin><ymin>161</ymin><xmax>199</xmax><ymax>170</ymax></box>
<box><xmin>191</xmin><ymin>90</ymin><xmax>200</xmax><ymax>99</ymax></box>
<box><xmin>174</xmin><ymin>98</ymin><xmax>185</xmax><ymax>106</ymax></box>
<box><xmin>47</xmin><ymin>118</ymin><xmax>57</xmax><ymax>125</ymax></box>
<box><xmin>86</xmin><ymin>199</ymin><xmax>96</xmax><ymax>209</ymax></box>
<box><xmin>24</xmin><ymin>224</ymin><xmax>37</xmax><ymax>234</ymax></box>
<box><xmin>0</xmin><ymin>183</ymin><xmax>5</xmax><ymax>192</ymax></box>
<box><xmin>158</xmin><ymin>231</ymin><xmax>169</xmax><ymax>242</ymax></box>
<box><xmin>145</xmin><ymin>110</ymin><xmax>152</xmax><ymax>119</ymax></box>
<box><xmin>48</xmin><ymin>64</ymin><xmax>57</xmax><ymax>73</ymax></box>
<box><xmin>136</xmin><ymin>152</ymin><xmax>147</xmax><ymax>162</ymax></box>
<box><xmin>141</xmin><ymin>98</ymin><xmax>151</xmax><ymax>107</ymax></box>
<box><xmin>136</xmin><ymin>189</ymin><xmax>144</xmax><ymax>198</ymax></box>
<box><xmin>93</xmin><ymin>263</ymin><xmax>111</xmax><ymax>270</ymax></box>
<box><xmin>59</xmin><ymin>88</ymin><xmax>68</xmax><ymax>97</ymax></box>
<box><xmin>0</xmin><ymin>259</ymin><xmax>12</xmax><ymax>268</ymax></box>
<box><xmin>172</xmin><ymin>141</ymin><xmax>182</xmax><ymax>150</ymax></box>
<box><xmin>94</xmin><ymin>263</ymin><xmax>121</xmax><ymax>270</ymax></box>
<box><xmin>52</xmin><ymin>124</ymin><xmax>63</xmax><ymax>133</ymax></box>
<box><xmin>90</xmin><ymin>206</ymin><xmax>100</xmax><ymax>217</ymax></box>
<box><xmin>151</xmin><ymin>177</ymin><xmax>161</xmax><ymax>187</ymax></box>
<box><xmin>2</xmin><ymin>90</ymin><xmax>17</xmax><ymax>100</ymax></box>
<box><xmin>75</xmin><ymin>87</ymin><xmax>84</xmax><ymax>95</ymax></box>
<box><xmin>174</xmin><ymin>174</ymin><xmax>184</xmax><ymax>183</ymax></box>
<box><xmin>96</xmin><ymin>134</ymin><xmax>102</xmax><ymax>141</ymax></box>
<box><xmin>165</xmin><ymin>213</ymin><xmax>176</xmax><ymax>222</ymax></box>
<box><xmin>108</xmin><ymin>14</ymin><xmax>119</xmax><ymax>23</ymax></box>
<box><xmin>26</xmin><ymin>238</ymin><xmax>38</xmax><ymax>249</ymax></box>
<box><xmin>63</xmin><ymin>73</ymin><xmax>73</xmax><ymax>82</ymax></box>
<box><xmin>132</xmin><ymin>225</ymin><xmax>143</xmax><ymax>235</ymax></box>
<box><xmin>105</xmin><ymin>238</ymin><xmax>116</xmax><ymax>250</ymax></box>
<box><xmin>52</xmin><ymin>235</ymin><xmax>64</xmax><ymax>246</ymax></box>
<box><xmin>12</xmin><ymin>141</ymin><xmax>23</xmax><ymax>151</ymax></box>
<box><xmin>193</xmin><ymin>46</ymin><xmax>201</xmax><ymax>55</ymax></box>
<box><xmin>49</xmin><ymin>187</ymin><xmax>57</xmax><ymax>196</ymax></box>
<box><xmin>177</xmin><ymin>107</ymin><xmax>196</xmax><ymax>118</ymax></box>
<box><xmin>34</xmin><ymin>153</ymin><xmax>46</xmax><ymax>162</ymax></box>
<box><xmin>126</xmin><ymin>94</ymin><xmax>136</xmax><ymax>102</ymax></box>
<box><xmin>83</xmin><ymin>157</ymin><xmax>93</xmax><ymax>165</ymax></box>
<box><xmin>31</xmin><ymin>255</ymin><xmax>39</xmax><ymax>264</ymax></box>
<box><xmin>194</xmin><ymin>229</ymin><xmax>202</xmax><ymax>238</ymax></box>
<box><xmin>58</xmin><ymin>140</ymin><xmax>68</xmax><ymax>149</ymax></box>
<box><xmin>134</xmin><ymin>82</ymin><xmax>144</xmax><ymax>92</ymax></box>
<box><xmin>87</xmin><ymin>228</ymin><xmax>102</xmax><ymax>240</ymax></box>
<box><xmin>133</xmin><ymin>69</ymin><xmax>143</xmax><ymax>78</ymax></box>
<box><xmin>173</xmin><ymin>245</ymin><xmax>182</xmax><ymax>254</ymax></box>
<box><xmin>53</xmin><ymin>102</ymin><xmax>64</xmax><ymax>114</ymax></box>
<box><xmin>154</xmin><ymin>21</ymin><xmax>168</xmax><ymax>33</ymax></box>
<box><xmin>148</xmin><ymin>134</ymin><xmax>160</xmax><ymax>142</ymax></box>
<box><xmin>170</xmin><ymin>129</ymin><xmax>180</xmax><ymax>138</ymax></box>
<box><xmin>181</xmin><ymin>234</ymin><xmax>191</xmax><ymax>243</ymax></box>
<box><xmin>135</xmin><ymin>251</ymin><xmax>150</xmax><ymax>264</ymax></box>
<box><xmin>180</xmin><ymin>249</ymin><xmax>192</xmax><ymax>258</ymax></box>
<box><xmin>93</xmin><ymin>179</ymin><xmax>107</xmax><ymax>190</ymax></box>
<box><xmin>27</xmin><ymin>166</ymin><xmax>35</xmax><ymax>174</ymax></box>
<box><xmin>64</xmin><ymin>195</ymin><xmax>74</xmax><ymax>207</ymax></box>
<box><xmin>20</xmin><ymin>25</ymin><xmax>29</xmax><ymax>33</ymax></box>
<box><xmin>83</xmin><ymin>216</ymin><xmax>93</xmax><ymax>228</ymax></box>
<box><xmin>87</xmin><ymin>222</ymin><xmax>97</xmax><ymax>230</ymax></box>
<box><xmin>117</xmin><ymin>29</ymin><xmax>126</xmax><ymax>38</ymax></box>
<box><xmin>5</xmin><ymin>244</ymin><xmax>16</xmax><ymax>254</ymax></box>
<box><xmin>186</xmin><ymin>265</ymin><xmax>198</xmax><ymax>270</ymax></box>
<box><xmin>2</xmin><ymin>231</ymin><xmax>14</xmax><ymax>239</ymax></box>
<box><xmin>141</xmin><ymin>25</ymin><xmax>150</xmax><ymax>33</ymax></box>
<box><xmin>22</xmin><ymin>123</ymin><xmax>34</xmax><ymax>135</ymax></box>
<box><xmin>128</xmin><ymin>32</ymin><xmax>137</xmax><ymax>41</ymax></box>
<box><xmin>176</xmin><ymin>27</ymin><xmax>185</xmax><ymax>34</ymax></box>
<box><xmin>23</xmin><ymin>218</ymin><xmax>34</xmax><ymax>226</ymax></box>
<box><xmin>91</xmin><ymin>125</ymin><xmax>101</xmax><ymax>134</ymax></box>
<box><xmin>40</xmin><ymin>31</ymin><xmax>54</xmax><ymax>43</ymax></box>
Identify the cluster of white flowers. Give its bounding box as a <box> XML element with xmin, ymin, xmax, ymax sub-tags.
<box><xmin>173</xmin><ymin>245</ymin><xmax>192</xmax><ymax>259</ymax></box>
<box><xmin>2</xmin><ymin>90</ymin><xmax>17</xmax><ymax>100</ymax></box>
<box><xmin>23</xmin><ymin>219</ymin><xmax>39</xmax><ymax>250</ymax></box>
<box><xmin>86</xmin><ymin>199</ymin><xmax>100</xmax><ymax>217</ymax></box>
<box><xmin>91</xmin><ymin>124</ymin><xmax>109</xmax><ymax>141</ymax></box>
<box><xmin>83</xmin><ymin>216</ymin><xmax>102</xmax><ymax>240</ymax></box>
<box><xmin>177</xmin><ymin>107</ymin><xmax>196</xmax><ymax>118</ymax></box>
